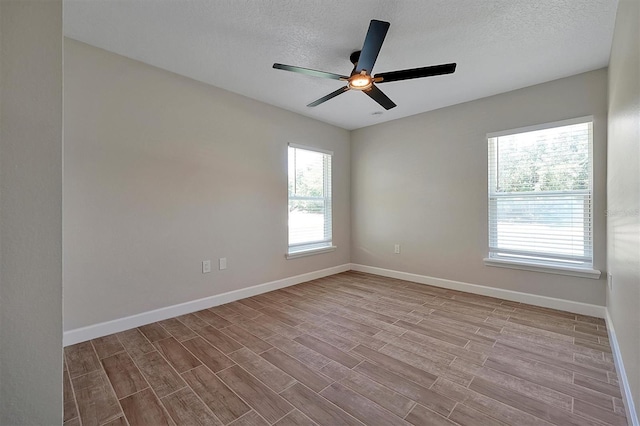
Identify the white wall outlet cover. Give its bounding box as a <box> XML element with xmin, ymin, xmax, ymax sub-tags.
<box><xmin>219</xmin><ymin>257</ymin><xmax>227</xmax><ymax>270</ymax></box>
<box><xmin>394</xmin><ymin>244</ymin><xmax>400</xmax><ymax>254</ymax></box>
<box><xmin>202</xmin><ymin>260</ymin><xmax>211</xmax><ymax>273</ymax></box>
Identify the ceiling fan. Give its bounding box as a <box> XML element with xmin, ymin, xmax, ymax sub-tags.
<box><xmin>273</xmin><ymin>19</ymin><xmax>457</xmax><ymax>110</ymax></box>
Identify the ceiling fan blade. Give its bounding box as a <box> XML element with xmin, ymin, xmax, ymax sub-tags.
<box><xmin>307</xmin><ymin>86</ymin><xmax>350</xmax><ymax>107</ymax></box>
<box><xmin>375</xmin><ymin>63</ymin><xmax>457</xmax><ymax>83</ymax></box>
<box><xmin>273</xmin><ymin>63</ymin><xmax>348</xmax><ymax>80</ymax></box>
<box><xmin>364</xmin><ymin>84</ymin><xmax>396</xmax><ymax>110</ymax></box>
<box><xmin>355</xmin><ymin>20</ymin><xmax>390</xmax><ymax>74</ymax></box>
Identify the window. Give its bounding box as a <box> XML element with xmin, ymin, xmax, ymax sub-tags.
<box><xmin>287</xmin><ymin>144</ymin><xmax>334</xmax><ymax>258</ymax></box>
<box><xmin>486</xmin><ymin>117</ymin><xmax>599</xmax><ymax>278</ymax></box>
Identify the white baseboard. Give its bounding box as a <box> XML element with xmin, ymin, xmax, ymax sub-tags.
<box><xmin>350</xmin><ymin>264</ymin><xmax>606</xmax><ymax>318</ymax></box>
<box><xmin>63</xmin><ymin>263</ymin><xmax>351</xmax><ymax>346</ymax></box>
<box><xmin>64</xmin><ymin>261</ymin><xmax>606</xmax><ymax>345</ymax></box>
<box><xmin>605</xmin><ymin>309</ymin><xmax>639</xmax><ymax>426</ymax></box>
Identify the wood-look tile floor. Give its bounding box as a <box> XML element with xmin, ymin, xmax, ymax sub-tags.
<box><xmin>64</xmin><ymin>271</ymin><xmax>629</xmax><ymax>426</ymax></box>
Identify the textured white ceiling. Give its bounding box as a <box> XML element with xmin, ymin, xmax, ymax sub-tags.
<box><xmin>64</xmin><ymin>0</ymin><xmax>618</xmax><ymax>130</ymax></box>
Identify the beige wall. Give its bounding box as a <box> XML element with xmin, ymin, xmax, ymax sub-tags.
<box><xmin>351</xmin><ymin>69</ymin><xmax>608</xmax><ymax>306</ymax></box>
<box><xmin>0</xmin><ymin>1</ymin><xmax>63</xmax><ymax>423</ymax></box>
<box><xmin>607</xmin><ymin>0</ymin><xmax>640</xmax><ymax>415</ymax></box>
<box><xmin>63</xmin><ymin>39</ymin><xmax>350</xmax><ymax>331</ymax></box>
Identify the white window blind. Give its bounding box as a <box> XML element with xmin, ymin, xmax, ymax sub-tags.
<box><xmin>288</xmin><ymin>145</ymin><xmax>332</xmax><ymax>255</ymax></box>
<box><xmin>488</xmin><ymin>118</ymin><xmax>593</xmax><ymax>269</ymax></box>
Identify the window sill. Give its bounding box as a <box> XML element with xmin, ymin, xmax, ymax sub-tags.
<box><xmin>286</xmin><ymin>246</ymin><xmax>337</xmax><ymax>259</ymax></box>
<box><xmin>483</xmin><ymin>257</ymin><xmax>601</xmax><ymax>279</ymax></box>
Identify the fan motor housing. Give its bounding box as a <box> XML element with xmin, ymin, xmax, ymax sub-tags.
<box><xmin>349</xmin><ymin>51</ymin><xmax>361</xmax><ymax>65</ymax></box>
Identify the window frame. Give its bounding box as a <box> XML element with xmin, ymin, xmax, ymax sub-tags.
<box><xmin>286</xmin><ymin>143</ymin><xmax>336</xmax><ymax>259</ymax></box>
<box><xmin>483</xmin><ymin>116</ymin><xmax>601</xmax><ymax>279</ymax></box>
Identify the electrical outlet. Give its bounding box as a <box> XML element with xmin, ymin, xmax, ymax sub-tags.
<box><xmin>202</xmin><ymin>260</ymin><xmax>211</xmax><ymax>274</ymax></box>
<box><xmin>219</xmin><ymin>257</ymin><xmax>227</xmax><ymax>270</ymax></box>
<box><xmin>607</xmin><ymin>272</ymin><xmax>613</xmax><ymax>291</ymax></box>
<box><xmin>394</xmin><ymin>244</ymin><xmax>400</xmax><ymax>254</ymax></box>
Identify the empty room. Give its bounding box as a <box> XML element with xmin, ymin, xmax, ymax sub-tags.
<box><xmin>1</xmin><ymin>0</ymin><xmax>639</xmax><ymax>425</ymax></box>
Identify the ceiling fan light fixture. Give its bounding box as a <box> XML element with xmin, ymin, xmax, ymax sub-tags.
<box><xmin>348</xmin><ymin>73</ymin><xmax>373</xmax><ymax>90</ymax></box>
